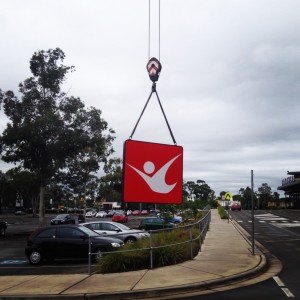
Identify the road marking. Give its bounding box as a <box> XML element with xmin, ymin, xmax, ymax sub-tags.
<box><xmin>273</xmin><ymin>276</ymin><xmax>295</xmax><ymax>298</ymax></box>
<box><xmin>282</xmin><ymin>288</ymin><xmax>295</xmax><ymax>298</ymax></box>
<box><xmin>260</xmin><ymin>217</ymin><xmax>288</xmax><ymax>221</ymax></box>
<box><xmin>273</xmin><ymin>276</ymin><xmax>284</xmax><ymax>286</ymax></box>
<box><xmin>273</xmin><ymin>223</ymin><xmax>300</xmax><ymax>228</ymax></box>
<box><xmin>254</xmin><ymin>213</ymin><xmax>300</xmax><ymax>228</ymax></box>
<box><xmin>0</xmin><ymin>260</ymin><xmax>28</xmax><ymax>265</ymax></box>
<box><xmin>255</xmin><ymin>213</ymin><xmax>288</xmax><ymax>221</ymax></box>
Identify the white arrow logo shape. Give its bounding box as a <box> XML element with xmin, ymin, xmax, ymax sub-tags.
<box><xmin>127</xmin><ymin>154</ymin><xmax>181</xmax><ymax>194</ymax></box>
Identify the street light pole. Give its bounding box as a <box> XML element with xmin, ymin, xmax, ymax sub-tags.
<box><xmin>251</xmin><ymin>170</ymin><xmax>255</xmax><ymax>255</ymax></box>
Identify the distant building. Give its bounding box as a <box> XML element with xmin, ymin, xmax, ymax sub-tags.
<box><xmin>277</xmin><ymin>171</ymin><xmax>300</xmax><ymax>209</ymax></box>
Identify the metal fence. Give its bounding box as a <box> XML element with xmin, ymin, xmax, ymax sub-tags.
<box><xmin>88</xmin><ymin>207</ymin><xmax>211</xmax><ymax>274</ymax></box>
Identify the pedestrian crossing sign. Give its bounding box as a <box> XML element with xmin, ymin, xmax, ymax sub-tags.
<box><xmin>224</xmin><ymin>192</ymin><xmax>232</xmax><ymax>201</ymax></box>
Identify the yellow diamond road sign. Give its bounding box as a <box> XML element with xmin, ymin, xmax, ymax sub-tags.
<box><xmin>224</xmin><ymin>192</ymin><xmax>232</xmax><ymax>201</ymax></box>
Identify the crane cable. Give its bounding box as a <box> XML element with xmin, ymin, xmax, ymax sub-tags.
<box><xmin>148</xmin><ymin>0</ymin><xmax>161</xmax><ymax>61</ymax></box>
<box><xmin>130</xmin><ymin>0</ymin><xmax>177</xmax><ymax>145</ymax></box>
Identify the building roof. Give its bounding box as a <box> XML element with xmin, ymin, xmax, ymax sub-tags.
<box><xmin>287</xmin><ymin>171</ymin><xmax>300</xmax><ymax>176</ymax></box>
<box><xmin>277</xmin><ymin>171</ymin><xmax>300</xmax><ymax>192</ymax></box>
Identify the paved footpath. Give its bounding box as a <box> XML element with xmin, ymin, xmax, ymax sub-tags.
<box><xmin>0</xmin><ymin>209</ymin><xmax>281</xmax><ymax>300</ymax></box>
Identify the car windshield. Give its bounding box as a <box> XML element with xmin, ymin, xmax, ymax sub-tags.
<box><xmin>55</xmin><ymin>214</ymin><xmax>68</xmax><ymax>219</ymax></box>
<box><xmin>79</xmin><ymin>225</ymin><xmax>100</xmax><ymax>237</ymax></box>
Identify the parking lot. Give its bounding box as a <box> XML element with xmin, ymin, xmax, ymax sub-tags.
<box><xmin>0</xmin><ymin>212</ymin><xmax>144</xmax><ymax>275</ymax></box>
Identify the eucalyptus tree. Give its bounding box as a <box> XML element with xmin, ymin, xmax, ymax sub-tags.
<box><xmin>6</xmin><ymin>168</ymin><xmax>40</xmax><ymax>215</ymax></box>
<box><xmin>241</xmin><ymin>186</ymin><xmax>257</xmax><ymax>210</ymax></box>
<box><xmin>0</xmin><ymin>48</ymin><xmax>115</xmax><ymax>225</ymax></box>
<box><xmin>183</xmin><ymin>179</ymin><xmax>215</xmax><ymax>207</ymax></box>
<box><xmin>99</xmin><ymin>157</ymin><xmax>122</xmax><ymax>202</ymax></box>
<box><xmin>258</xmin><ymin>182</ymin><xmax>272</xmax><ymax>209</ymax></box>
<box><xmin>58</xmin><ymin>150</ymin><xmax>101</xmax><ymax>207</ymax></box>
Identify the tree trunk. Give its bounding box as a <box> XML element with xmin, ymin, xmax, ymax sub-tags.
<box><xmin>38</xmin><ymin>186</ymin><xmax>45</xmax><ymax>227</ymax></box>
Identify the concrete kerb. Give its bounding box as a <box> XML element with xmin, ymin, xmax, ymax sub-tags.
<box><xmin>4</xmin><ymin>254</ymin><xmax>265</xmax><ymax>300</ymax></box>
<box><xmin>83</xmin><ymin>257</ymin><xmax>267</xmax><ymax>300</ymax></box>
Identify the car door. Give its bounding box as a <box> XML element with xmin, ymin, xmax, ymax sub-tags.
<box><xmin>152</xmin><ymin>218</ymin><xmax>164</xmax><ymax>230</ymax></box>
<box><xmin>101</xmin><ymin>223</ymin><xmax>121</xmax><ymax>236</ymax></box>
<box><xmin>85</xmin><ymin>222</ymin><xmax>103</xmax><ymax>234</ymax></box>
<box><xmin>86</xmin><ymin>222</ymin><xmax>118</xmax><ymax>236</ymax></box>
<box><xmin>144</xmin><ymin>218</ymin><xmax>155</xmax><ymax>230</ymax></box>
<box><xmin>56</xmin><ymin>227</ymin><xmax>89</xmax><ymax>259</ymax></box>
<box><xmin>34</xmin><ymin>227</ymin><xmax>58</xmax><ymax>258</ymax></box>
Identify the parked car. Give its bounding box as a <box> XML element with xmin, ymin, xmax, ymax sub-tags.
<box><xmin>231</xmin><ymin>203</ymin><xmax>241</xmax><ymax>211</ymax></box>
<box><xmin>132</xmin><ymin>210</ymin><xmax>140</xmax><ymax>216</ymax></box>
<box><xmin>78</xmin><ymin>214</ymin><xmax>85</xmax><ymax>223</ymax></box>
<box><xmin>50</xmin><ymin>214</ymin><xmax>76</xmax><ymax>225</ymax></box>
<box><xmin>0</xmin><ymin>220</ymin><xmax>7</xmax><ymax>237</ymax></box>
<box><xmin>126</xmin><ymin>210</ymin><xmax>132</xmax><ymax>216</ymax></box>
<box><xmin>112</xmin><ymin>212</ymin><xmax>128</xmax><ymax>223</ymax></box>
<box><xmin>15</xmin><ymin>210</ymin><xmax>26</xmax><ymax>215</ymax></box>
<box><xmin>106</xmin><ymin>210</ymin><xmax>116</xmax><ymax>217</ymax></box>
<box><xmin>96</xmin><ymin>211</ymin><xmax>107</xmax><ymax>218</ymax></box>
<box><xmin>25</xmin><ymin>224</ymin><xmax>124</xmax><ymax>265</ymax></box>
<box><xmin>172</xmin><ymin>215</ymin><xmax>183</xmax><ymax>224</ymax></box>
<box><xmin>139</xmin><ymin>217</ymin><xmax>175</xmax><ymax>231</ymax></box>
<box><xmin>141</xmin><ymin>210</ymin><xmax>149</xmax><ymax>215</ymax></box>
<box><xmin>156</xmin><ymin>212</ymin><xmax>182</xmax><ymax>223</ymax></box>
<box><xmin>80</xmin><ymin>221</ymin><xmax>150</xmax><ymax>243</ymax></box>
<box><xmin>85</xmin><ymin>210</ymin><xmax>97</xmax><ymax>218</ymax></box>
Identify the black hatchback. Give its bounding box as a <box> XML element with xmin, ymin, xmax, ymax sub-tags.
<box><xmin>50</xmin><ymin>214</ymin><xmax>76</xmax><ymax>225</ymax></box>
<box><xmin>25</xmin><ymin>224</ymin><xmax>124</xmax><ymax>264</ymax></box>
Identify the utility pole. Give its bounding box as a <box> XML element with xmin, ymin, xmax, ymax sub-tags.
<box><xmin>251</xmin><ymin>170</ymin><xmax>255</xmax><ymax>255</ymax></box>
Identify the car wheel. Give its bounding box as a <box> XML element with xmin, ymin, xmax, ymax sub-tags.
<box><xmin>125</xmin><ymin>237</ymin><xmax>136</xmax><ymax>243</ymax></box>
<box><xmin>94</xmin><ymin>249</ymin><xmax>103</xmax><ymax>262</ymax></box>
<box><xmin>29</xmin><ymin>251</ymin><xmax>43</xmax><ymax>265</ymax></box>
<box><xmin>0</xmin><ymin>228</ymin><xmax>5</xmax><ymax>237</ymax></box>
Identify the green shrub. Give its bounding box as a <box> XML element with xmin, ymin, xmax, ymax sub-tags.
<box><xmin>97</xmin><ymin>226</ymin><xmax>201</xmax><ymax>273</ymax></box>
<box><xmin>218</xmin><ymin>206</ymin><xmax>228</xmax><ymax>219</ymax></box>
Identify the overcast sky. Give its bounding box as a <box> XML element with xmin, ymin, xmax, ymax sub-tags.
<box><xmin>1</xmin><ymin>0</ymin><xmax>300</xmax><ymax>197</ymax></box>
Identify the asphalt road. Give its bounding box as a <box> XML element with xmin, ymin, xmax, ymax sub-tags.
<box><xmin>0</xmin><ymin>213</ymin><xmax>141</xmax><ymax>275</ymax></box>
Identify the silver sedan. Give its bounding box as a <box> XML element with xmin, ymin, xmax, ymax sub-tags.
<box><xmin>80</xmin><ymin>221</ymin><xmax>150</xmax><ymax>243</ymax></box>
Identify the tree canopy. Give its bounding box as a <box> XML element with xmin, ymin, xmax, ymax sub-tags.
<box><xmin>0</xmin><ymin>48</ymin><xmax>115</xmax><ymax>225</ymax></box>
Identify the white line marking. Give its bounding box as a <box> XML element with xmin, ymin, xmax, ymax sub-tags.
<box><xmin>273</xmin><ymin>277</ymin><xmax>295</xmax><ymax>298</ymax></box>
<box><xmin>273</xmin><ymin>223</ymin><xmax>300</xmax><ymax>228</ymax></box>
<box><xmin>273</xmin><ymin>276</ymin><xmax>284</xmax><ymax>287</ymax></box>
<box><xmin>281</xmin><ymin>288</ymin><xmax>295</xmax><ymax>298</ymax></box>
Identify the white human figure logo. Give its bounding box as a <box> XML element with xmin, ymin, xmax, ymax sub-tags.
<box><xmin>127</xmin><ymin>154</ymin><xmax>181</xmax><ymax>194</ymax></box>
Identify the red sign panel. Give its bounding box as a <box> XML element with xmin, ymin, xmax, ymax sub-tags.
<box><xmin>123</xmin><ymin>140</ymin><xmax>183</xmax><ymax>204</ymax></box>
